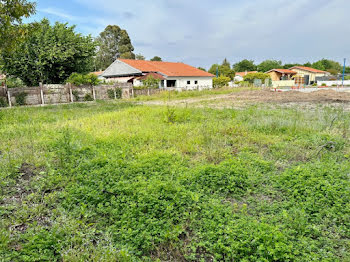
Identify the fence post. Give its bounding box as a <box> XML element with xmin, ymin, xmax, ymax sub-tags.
<box><xmin>39</xmin><ymin>82</ymin><xmax>45</xmax><ymax>105</ymax></box>
<box><xmin>114</xmin><ymin>86</ymin><xmax>117</xmax><ymax>99</ymax></box>
<box><xmin>69</xmin><ymin>83</ymin><xmax>74</xmax><ymax>103</ymax></box>
<box><xmin>131</xmin><ymin>87</ymin><xmax>134</xmax><ymax>98</ymax></box>
<box><xmin>92</xmin><ymin>85</ymin><xmax>96</xmax><ymax>100</ymax></box>
<box><xmin>147</xmin><ymin>88</ymin><xmax>150</xmax><ymax>96</ymax></box>
<box><xmin>7</xmin><ymin>89</ymin><xmax>12</xmax><ymax>108</ymax></box>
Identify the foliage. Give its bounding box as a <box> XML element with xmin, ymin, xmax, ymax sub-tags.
<box><xmin>221</xmin><ymin>58</ymin><xmax>231</xmax><ymax>68</ymax></box>
<box><xmin>72</xmin><ymin>90</ymin><xmax>80</xmax><ymax>101</ymax></box>
<box><xmin>2</xmin><ymin>19</ymin><xmax>96</xmax><ymax>86</ymax></box>
<box><xmin>321</xmin><ymin>83</ymin><xmax>327</xmax><ymax>86</ymax></box>
<box><xmin>66</xmin><ymin>73</ymin><xmax>100</xmax><ymax>86</ymax></box>
<box><xmin>213</xmin><ymin>76</ymin><xmax>230</xmax><ymax>87</ymax></box>
<box><xmin>197</xmin><ymin>67</ymin><xmax>206</xmax><ymax>72</ymax></box>
<box><xmin>257</xmin><ymin>60</ymin><xmax>282</xmax><ymax>72</ymax></box>
<box><xmin>95</xmin><ymin>25</ymin><xmax>135</xmax><ymax>70</ymax></box>
<box><xmin>107</xmin><ymin>88</ymin><xmax>122</xmax><ymax>99</ymax></box>
<box><xmin>135</xmin><ymin>54</ymin><xmax>145</xmax><ymax>60</ymax></box>
<box><xmin>233</xmin><ymin>59</ymin><xmax>257</xmax><ymax>72</ymax></box>
<box><xmin>209</xmin><ymin>60</ymin><xmax>235</xmax><ymax>80</ymax></box>
<box><xmin>312</xmin><ymin>59</ymin><xmax>342</xmax><ymax>73</ymax></box>
<box><xmin>84</xmin><ymin>93</ymin><xmax>94</xmax><ymax>101</ymax></box>
<box><xmin>0</xmin><ymin>97</ymin><xmax>8</xmax><ymax>107</ymax></box>
<box><xmin>1</xmin><ymin>99</ymin><xmax>350</xmax><ymax>261</ymax></box>
<box><xmin>0</xmin><ymin>0</ymin><xmax>36</xmax><ymax>52</ymax></box>
<box><xmin>14</xmin><ymin>91</ymin><xmax>27</xmax><ymax>105</ymax></box>
<box><xmin>243</xmin><ymin>72</ymin><xmax>271</xmax><ymax>83</ymax></box>
<box><xmin>142</xmin><ymin>75</ymin><xmax>160</xmax><ymax>89</ymax></box>
<box><xmin>6</xmin><ymin>76</ymin><xmax>25</xmax><ymax>88</ymax></box>
<box><xmin>150</xmin><ymin>56</ymin><xmax>162</xmax><ymax>61</ymax></box>
<box><xmin>344</xmin><ymin>75</ymin><xmax>350</xmax><ymax>80</ymax></box>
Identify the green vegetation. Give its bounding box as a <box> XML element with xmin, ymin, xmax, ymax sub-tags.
<box><xmin>213</xmin><ymin>76</ymin><xmax>231</xmax><ymax>88</ymax></box>
<box><xmin>233</xmin><ymin>59</ymin><xmax>257</xmax><ymax>72</ymax></box>
<box><xmin>95</xmin><ymin>25</ymin><xmax>135</xmax><ymax>70</ymax></box>
<box><xmin>14</xmin><ymin>91</ymin><xmax>27</xmax><ymax>105</ymax></box>
<box><xmin>2</xmin><ymin>19</ymin><xmax>96</xmax><ymax>86</ymax></box>
<box><xmin>0</xmin><ymin>100</ymin><xmax>349</xmax><ymax>261</ymax></box>
<box><xmin>257</xmin><ymin>60</ymin><xmax>283</xmax><ymax>73</ymax></box>
<box><xmin>142</xmin><ymin>75</ymin><xmax>160</xmax><ymax>89</ymax></box>
<box><xmin>243</xmin><ymin>72</ymin><xmax>271</xmax><ymax>83</ymax></box>
<box><xmin>66</xmin><ymin>73</ymin><xmax>100</xmax><ymax>86</ymax></box>
<box><xmin>150</xmin><ymin>56</ymin><xmax>162</xmax><ymax>62</ymax></box>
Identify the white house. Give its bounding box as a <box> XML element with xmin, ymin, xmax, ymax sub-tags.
<box><xmin>101</xmin><ymin>59</ymin><xmax>214</xmax><ymax>89</ymax></box>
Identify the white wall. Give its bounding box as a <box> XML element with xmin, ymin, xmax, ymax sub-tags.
<box><xmin>272</xmin><ymin>80</ymin><xmax>295</xmax><ymax>88</ymax></box>
<box><xmin>317</xmin><ymin>80</ymin><xmax>350</xmax><ymax>86</ymax></box>
<box><xmin>166</xmin><ymin>76</ymin><xmax>213</xmax><ymax>89</ymax></box>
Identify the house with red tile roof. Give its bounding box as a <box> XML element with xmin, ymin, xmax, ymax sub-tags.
<box><xmin>102</xmin><ymin>59</ymin><xmax>214</xmax><ymax>89</ymax></box>
<box><xmin>289</xmin><ymin>66</ymin><xmax>330</xmax><ymax>85</ymax></box>
<box><xmin>266</xmin><ymin>69</ymin><xmax>297</xmax><ymax>88</ymax></box>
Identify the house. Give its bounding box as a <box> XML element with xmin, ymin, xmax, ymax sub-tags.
<box><xmin>234</xmin><ymin>71</ymin><xmax>258</xmax><ymax>82</ymax></box>
<box><xmin>266</xmin><ymin>69</ymin><xmax>297</xmax><ymax>87</ymax></box>
<box><xmin>102</xmin><ymin>59</ymin><xmax>215</xmax><ymax>89</ymax></box>
<box><xmin>90</xmin><ymin>71</ymin><xmax>105</xmax><ymax>80</ymax></box>
<box><xmin>289</xmin><ymin>66</ymin><xmax>330</xmax><ymax>85</ymax></box>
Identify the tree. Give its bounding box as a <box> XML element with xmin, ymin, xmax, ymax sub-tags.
<box><xmin>283</xmin><ymin>63</ymin><xmax>301</xmax><ymax>69</ymax></box>
<box><xmin>198</xmin><ymin>67</ymin><xmax>206</xmax><ymax>72</ymax></box>
<box><xmin>0</xmin><ymin>0</ymin><xmax>36</xmax><ymax>52</ymax></box>
<box><xmin>222</xmin><ymin>58</ymin><xmax>231</xmax><ymax>68</ymax></box>
<box><xmin>312</xmin><ymin>59</ymin><xmax>342</xmax><ymax>74</ymax></box>
<box><xmin>136</xmin><ymin>54</ymin><xmax>145</xmax><ymax>60</ymax></box>
<box><xmin>243</xmin><ymin>72</ymin><xmax>271</xmax><ymax>83</ymax></box>
<box><xmin>208</xmin><ymin>64</ymin><xmax>235</xmax><ymax>80</ymax></box>
<box><xmin>233</xmin><ymin>59</ymin><xmax>257</xmax><ymax>72</ymax></box>
<box><xmin>2</xmin><ymin>19</ymin><xmax>96</xmax><ymax>86</ymax></box>
<box><xmin>95</xmin><ymin>25</ymin><xmax>135</xmax><ymax>70</ymax></box>
<box><xmin>142</xmin><ymin>75</ymin><xmax>160</xmax><ymax>89</ymax></box>
<box><xmin>257</xmin><ymin>60</ymin><xmax>282</xmax><ymax>72</ymax></box>
<box><xmin>151</xmin><ymin>56</ymin><xmax>162</xmax><ymax>61</ymax></box>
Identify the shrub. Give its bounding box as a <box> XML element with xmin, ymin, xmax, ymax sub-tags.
<box><xmin>72</xmin><ymin>90</ymin><xmax>80</xmax><ymax>101</ymax></box>
<box><xmin>6</xmin><ymin>76</ymin><xmax>25</xmax><ymax>88</ymax></box>
<box><xmin>312</xmin><ymin>83</ymin><xmax>317</xmax><ymax>86</ymax></box>
<box><xmin>142</xmin><ymin>75</ymin><xmax>160</xmax><ymax>89</ymax></box>
<box><xmin>84</xmin><ymin>93</ymin><xmax>94</xmax><ymax>101</ymax></box>
<box><xmin>66</xmin><ymin>73</ymin><xmax>101</xmax><ymax>86</ymax></box>
<box><xmin>321</xmin><ymin>83</ymin><xmax>327</xmax><ymax>87</ymax></box>
<box><xmin>15</xmin><ymin>92</ymin><xmax>27</xmax><ymax>105</ymax></box>
<box><xmin>243</xmin><ymin>72</ymin><xmax>271</xmax><ymax>83</ymax></box>
<box><xmin>213</xmin><ymin>76</ymin><xmax>230</xmax><ymax>88</ymax></box>
<box><xmin>0</xmin><ymin>97</ymin><xmax>8</xmax><ymax>107</ymax></box>
<box><xmin>107</xmin><ymin>88</ymin><xmax>123</xmax><ymax>99</ymax></box>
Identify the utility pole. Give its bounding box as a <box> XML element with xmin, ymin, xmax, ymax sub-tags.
<box><xmin>342</xmin><ymin>58</ymin><xmax>346</xmax><ymax>87</ymax></box>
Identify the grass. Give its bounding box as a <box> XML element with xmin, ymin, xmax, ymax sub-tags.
<box><xmin>131</xmin><ymin>86</ymin><xmax>259</xmax><ymax>102</ymax></box>
<box><xmin>0</xmin><ymin>99</ymin><xmax>349</xmax><ymax>261</ymax></box>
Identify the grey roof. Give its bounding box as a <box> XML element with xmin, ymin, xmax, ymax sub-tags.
<box><xmin>102</xmin><ymin>60</ymin><xmax>142</xmax><ymax>77</ymax></box>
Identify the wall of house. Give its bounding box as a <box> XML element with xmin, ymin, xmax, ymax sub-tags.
<box><xmin>291</xmin><ymin>69</ymin><xmax>328</xmax><ymax>82</ymax></box>
<box><xmin>267</xmin><ymin>71</ymin><xmax>282</xmax><ymax>81</ymax></box>
<box><xmin>272</xmin><ymin>80</ymin><xmax>296</xmax><ymax>88</ymax></box>
<box><xmin>166</xmin><ymin>76</ymin><xmax>213</xmax><ymax>89</ymax></box>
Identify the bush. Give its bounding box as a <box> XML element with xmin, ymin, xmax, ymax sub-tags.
<box><xmin>213</xmin><ymin>76</ymin><xmax>230</xmax><ymax>88</ymax></box>
<box><xmin>72</xmin><ymin>90</ymin><xmax>80</xmax><ymax>101</ymax></box>
<box><xmin>0</xmin><ymin>97</ymin><xmax>8</xmax><ymax>107</ymax></box>
<box><xmin>321</xmin><ymin>83</ymin><xmax>327</xmax><ymax>87</ymax></box>
<box><xmin>312</xmin><ymin>83</ymin><xmax>317</xmax><ymax>86</ymax></box>
<box><xmin>142</xmin><ymin>75</ymin><xmax>160</xmax><ymax>89</ymax></box>
<box><xmin>66</xmin><ymin>73</ymin><xmax>101</xmax><ymax>86</ymax></box>
<box><xmin>84</xmin><ymin>93</ymin><xmax>94</xmax><ymax>101</ymax></box>
<box><xmin>15</xmin><ymin>92</ymin><xmax>27</xmax><ymax>105</ymax></box>
<box><xmin>6</xmin><ymin>76</ymin><xmax>25</xmax><ymax>88</ymax></box>
<box><xmin>107</xmin><ymin>88</ymin><xmax>122</xmax><ymax>99</ymax></box>
<box><xmin>243</xmin><ymin>72</ymin><xmax>271</xmax><ymax>83</ymax></box>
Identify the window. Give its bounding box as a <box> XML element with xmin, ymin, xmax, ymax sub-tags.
<box><xmin>195</xmin><ymin>80</ymin><xmax>198</xmax><ymax>85</ymax></box>
<box><xmin>187</xmin><ymin>80</ymin><xmax>191</xmax><ymax>85</ymax></box>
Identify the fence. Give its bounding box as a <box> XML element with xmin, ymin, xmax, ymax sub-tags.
<box><xmin>0</xmin><ymin>83</ymin><xmax>133</xmax><ymax>107</ymax></box>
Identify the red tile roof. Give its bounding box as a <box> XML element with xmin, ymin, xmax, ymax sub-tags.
<box><xmin>235</xmin><ymin>71</ymin><xmax>258</xmax><ymax>77</ymax></box>
<box><xmin>289</xmin><ymin>66</ymin><xmax>328</xmax><ymax>73</ymax></box>
<box><xmin>266</xmin><ymin>69</ymin><xmax>297</xmax><ymax>74</ymax></box>
<box><xmin>120</xmin><ymin>59</ymin><xmax>214</xmax><ymax>77</ymax></box>
<box><xmin>90</xmin><ymin>71</ymin><xmax>104</xmax><ymax>76</ymax></box>
<box><xmin>137</xmin><ymin>72</ymin><xmax>165</xmax><ymax>81</ymax></box>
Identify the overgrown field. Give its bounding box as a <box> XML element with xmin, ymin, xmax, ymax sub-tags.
<box><xmin>0</xmin><ymin>101</ymin><xmax>350</xmax><ymax>261</ymax></box>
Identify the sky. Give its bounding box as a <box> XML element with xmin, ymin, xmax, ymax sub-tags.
<box><xmin>29</xmin><ymin>0</ymin><xmax>350</xmax><ymax>69</ymax></box>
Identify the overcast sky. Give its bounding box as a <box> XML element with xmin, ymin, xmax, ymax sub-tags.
<box><xmin>31</xmin><ymin>0</ymin><xmax>350</xmax><ymax>69</ymax></box>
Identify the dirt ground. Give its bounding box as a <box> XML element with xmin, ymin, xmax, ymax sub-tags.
<box><xmin>143</xmin><ymin>89</ymin><xmax>350</xmax><ymax>110</ymax></box>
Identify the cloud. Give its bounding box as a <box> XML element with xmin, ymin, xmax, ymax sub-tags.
<box><xmin>39</xmin><ymin>7</ymin><xmax>78</xmax><ymax>21</ymax></box>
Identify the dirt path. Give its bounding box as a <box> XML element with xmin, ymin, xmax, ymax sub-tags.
<box><xmin>141</xmin><ymin>89</ymin><xmax>350</xmax><ymax>110</ymax></box>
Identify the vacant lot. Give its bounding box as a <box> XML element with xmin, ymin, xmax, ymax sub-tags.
<box><xmin>1</xmin><ymin>91</ymin><xmax>350</xmax><ymax>261</ymax></box>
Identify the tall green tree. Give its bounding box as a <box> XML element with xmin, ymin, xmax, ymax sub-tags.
<box><xmin>222</xmin><ymin>58</ymin><xmax>231</xmax><ymax>68</ymax></box>
<box><xmin>0</xmin><ymin>0</ymin><xmax>36</xmax><ymax>52</ymax></box>
<box><xmin>257</xmin><ymin>60</ymin><xmax>282</xmax><ymax>72</ymax></box>
<box><xmin>150</xmin><ymin>56</ymin><xmax>162</xmax><ymax>61</ymax></box>
<box><xmin>95</xmin><ymin>25</ymin><xmax>135</xmax><ymax>70</ymax></box>
<box><xmin>312</xmin><ymin>59</ymin><xmax>342</xmax><ymax>73</ymax></box>
<box><xmin>233</xmin><ymin>59</ymin><xmax>257</xmax><ymax>72</ymax></box>
<box><xmin>2</xmin><ymin>19</ymin><xmax>96</xmax><ymax>86</ymax></box>
<box><xmin>209</xmin><ymin>63</ymin><xmax>235</xmax><ymax>80</ymax></box>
